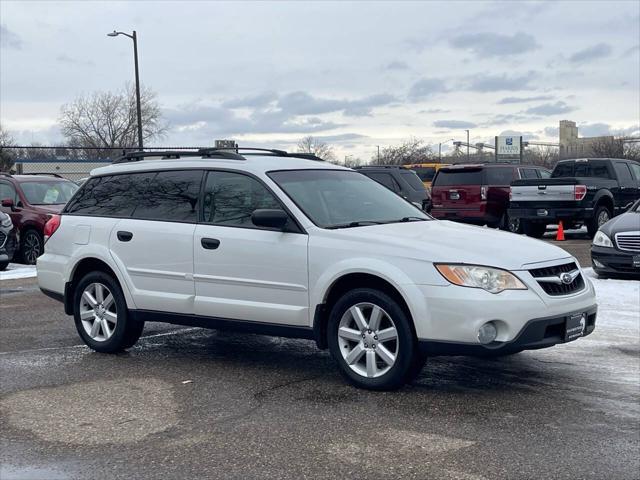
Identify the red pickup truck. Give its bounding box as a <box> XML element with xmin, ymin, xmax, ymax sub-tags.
<box><xmin>430</xmin><ymin>164</ymin><xmax>550</xmax><ymax>233</ymax></box>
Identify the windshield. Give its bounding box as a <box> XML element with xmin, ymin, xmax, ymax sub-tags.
<box><xmin>20</xmin><ymin>181</ymin><xmax>79</xmax><ymax>205</ymax></box>
<box><xmin>269</xmin><ymin>169</ymin><xmax>429</xmax><ymax>228</ymax></box>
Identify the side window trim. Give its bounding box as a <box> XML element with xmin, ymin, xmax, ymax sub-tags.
<box><xmin>199</xmin><ymin>169</ymin><xmax>306</xmax><ymax>234</ymax></box>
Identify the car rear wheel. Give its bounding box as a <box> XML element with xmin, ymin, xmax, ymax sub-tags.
<box><xmin>73</xmin><ymin>271</ymin><xmax>144</xmax><ymax>353</ymax></box>
<box><xmin>328</xmin><ymin>288</ymin><xmax>417</xmax><ymax>390</ymax></box>
<box><xmin>500</xmin><ymin>212</ymin><xmax>522</xmax><ymax>234</ymax></box>
<box><xmin>20</xmin><ymin>229</ymin><xmax>43</xmax><ymax>265</ymax></box>
<box><xmin>587</xmin><ymin>205</ymin><xmax>611</xmax><ymax>238</ymax></box>
<box><xmin>522</xmin><ymin>221</ymin><xmax>547</xmax><ymax>238</ymax></box>
<box><xmin>0</xmin><ymin>260</ymin><xmax>8</xmax><ymax>271</ymax></box>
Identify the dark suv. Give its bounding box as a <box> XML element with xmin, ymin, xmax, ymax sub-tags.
<box><xmin>355</xmin><ymin>166</ymin><xmax>431</xmax><ymax>211</ymax></box>
<box><xmin>430</xmin><ymin>164</ymin><xmax>550</xmax><ymax>232</ymax></box>
<box><xmin>0</xmin><ymin>173</ymin><xmax>78</xmax><ymax>264</ymax></box>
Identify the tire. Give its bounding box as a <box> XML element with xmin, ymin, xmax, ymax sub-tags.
<box><xmin>522</xmin><ymin>221</ymin><xmax>547</xmax><ymax>238</ymax></box>
<box><xmin>20</xmin><ymin>229</ymin><xmax>43</xmax><ymax>265</ymax></box>
<box><xmin>499</xmin><ymin>212</ymin><xmax>522</xmax><ymax>234</ymax></box>
<box><xmin>0</xmin><ymin>260</ymin><xmax>8</xmax><ymax>271</ymax></box>
<box><xmin>587</xmin><ymin>205</ymin><xmax>611</xmax><ymax>238</ymax></box>
<box><xmin>327</xmin><ymin>288</ymin><xmax>417</xmax><ymax>391</ymax></box>
<box><xmin>73</xmin><ymin>271</ymin><xmax>144</xmax><ymax>353</ymax></box>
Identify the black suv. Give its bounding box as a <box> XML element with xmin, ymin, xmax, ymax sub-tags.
<box><xmin>355</xmin><ymin>166</ymin><xmax>431</xmax><ymax>211</ymax></box>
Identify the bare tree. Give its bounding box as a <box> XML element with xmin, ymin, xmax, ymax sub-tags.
<box><xmin>297</xmin><ymin>136</ymin><xmax>336</xmax><ymax>162</ymax></box>
<box><xmin>59</xmin><ymin>84</ymin><xmax>167</xmax><ymax>158</ymax></box>
<box><xmin>372</xmin><ymin>137</ymin><xmax>436</xmax><ymax>165</ymax></box>
<box><xmin>0</xmin><ymin>124</ymin><xmax>16</xmax><ymax>171</ymax></box>
<box><xmin>523</xmin><ymin>145</ymin><xmax>559</xmax><ymax>168</ymax></box>
<box><xmin>590</xmin><ymin>137</ymin><xmax>625</xmax><ymax>158</ymax></box>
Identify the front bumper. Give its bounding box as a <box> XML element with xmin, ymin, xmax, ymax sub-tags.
<box><xmin>591</xmin><ymin>245</ymin><xmax>640</xmax><ymax>277</ymax></box>
<box><xmin>508</xmin><ymin>206</ymin><xmax>593</xmax><ymax>222</ymax></box>
<box><xmin>419</xmin><ymin>306</ymin><xmax>597</xmax><ymax>356</ymax></box>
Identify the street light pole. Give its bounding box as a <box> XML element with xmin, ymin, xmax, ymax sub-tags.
<box><xmin>107</xmin><ymin>30</ymin><xmax>144</xmax><ymax>150</ymax></box>
<box><xmin>465</xmin><ymin>129</ymin><xmax>470</xmax><ymax>162</ymax></box>
<box><xmin>376</xmin><ymin>145</ymin><xmax>380</xmax><ymax>163</ymax></box>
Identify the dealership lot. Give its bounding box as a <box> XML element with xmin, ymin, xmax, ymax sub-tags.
<box><xmin>1</xmin><ymin>238</ymin><xmax>639</xmax><ymax>480</ymax></box>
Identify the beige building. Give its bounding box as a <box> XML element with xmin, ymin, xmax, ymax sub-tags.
<box><xmin>559</xmin><ymin>120</ymin><xmax>613</xmax><ymax>159</ymax></box>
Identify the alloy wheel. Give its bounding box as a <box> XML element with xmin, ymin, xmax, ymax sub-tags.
<box><xmin>508</xmin><ymin>217</ymin><xmax>520</xmax><ymax>233</ymax></box>
<box><xmin>597</xmin><ymin>210</ymin><xmax>610</xmax><ymax>227</ymax></box>
<box><xmin>79</xmin><ymin>283</ymin><xmax>118</xmax><ymax>342</ymax></box>
<box><xmin>23</xmin><ymin>231</ymin><xmax>42</xmax><ymax>264</ymax></box>
<box><xmin>337</xmin><ymin>302</ymin><xmax>399</xmax><ymax>378</ymax></box>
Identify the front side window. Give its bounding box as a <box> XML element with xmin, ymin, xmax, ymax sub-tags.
<box><xmin>66</xmin><ymin>173</ymin><xmax>156</xmax><ymax>217</ymax></box>
<box><xmin>365</xmin><ymin>172</ymin><xmax>400</xmax><ymax>192</ymax></box>
<box><xmin>412</xmin><ymin>167</ymin><xmax>436</xmax><ymax>182</ymax></box>
<box><xmin>19</xmin><ymin>181</ymin><xmax>78</xmax><ymax>205</ymax></box>
<box><xmin>269</xmin><ymin>169</ymin><xmax>428</xmax><ymax>229</ymax></box>
<box><xmin>0</xmin><ymin>182</ymin><xmax>17</xmax><ymax>203</ymax></box>
<box><xmin>132</xmin><ymin>170</ymin><xmax>203</xmax><ymax>222</ymax></box>
<box><xmin>202</xmin><ymin>171</ymin><xmax>281</xmax><ymax>227</ymax></box>
<box><xmin>613</xmin><ymin>162</ymin><xmax>633</xmax><ymax>183</ymax></box>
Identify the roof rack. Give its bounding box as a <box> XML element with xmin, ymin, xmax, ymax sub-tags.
<box><xmin>353</xmin><ymin>165</ymin><xmax>404</xmax><ymax>169</ymax></box>
<box><xmin>14</xmin><ymin>172</ymin><xmax>64</xmax><ymax>178</ymax></box>
<box><xmin>113</xmin><ymin>147</ymin><xmax>325</xmax><ymax>164</ymax></box>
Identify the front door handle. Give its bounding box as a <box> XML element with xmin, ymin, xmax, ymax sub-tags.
<box><xmin>201</xmin><ymin>238</ymin><xmax>220</xmax><ymax>250</ymax></box>
<box><xmin>117</xmin><ymin>231</ymin><xmax>133</xmax><ymax>242</ymax></box>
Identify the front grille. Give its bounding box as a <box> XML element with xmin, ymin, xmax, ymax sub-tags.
<box><xmin>0</xmin><ymin>231</ymin><xmax>6</xmax><ymax>248</ymax></box>
<box><xmin>615</xmin><ymin>232</ymin><xmax>640</xmax><ymax>252</ymax></box>
<box><xmin>529</xmin><ymin>262</ymin><xmax>585</xmax><ymax>296</ymax></box>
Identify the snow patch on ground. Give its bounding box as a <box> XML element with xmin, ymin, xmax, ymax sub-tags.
<box><xmin>0</xmin><ymin>264</ymin><xmax>37</xmax><ymax>280</ymax></box>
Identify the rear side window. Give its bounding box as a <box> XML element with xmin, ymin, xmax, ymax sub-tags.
<box><xmin>132</xmin><ymin>170</ymin><xmax>203</xmax><ymax>222</ymax></box>
<box><xmin>202</xmin><ymin>171</ymin><xmax>281</xmax><ymax>227</ymax></box>
<box><xmin>65</xmin><ymin>172</ymin><xmax>155</xmax><ymax>217</ymax></box>
<box><xmin>485</xmin><ymin>167</ymin><xmax>515</xmax><ymax>185</ymax></box>
<box><xmin>364</xmin><ymin>172</ymin><xmax>400</xmax><ymax>192</ymax></box>
<box><xmin>400</xmin><ymin>170</ymin><xmax>425</xmax><ymax>190</ymax></box>
<box><xmin>613</xmin><ymin>162</ymin><xmax>634</xmax><ymax>183</ymax></box>
<box><xmin>433</xmin><ymin>169</ymin><xmax>483</xmax><ymax>186</ymax></box>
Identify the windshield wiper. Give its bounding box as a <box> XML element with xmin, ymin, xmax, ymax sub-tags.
<box><xmin>326</xmin><ymin>220</ymin><xmax>385</xmax><ymax>229</ymax></box>
<box><xmin>385</xmin><ymin>216</ymin><xmax>429</xmax><ymax>224</ymax></box>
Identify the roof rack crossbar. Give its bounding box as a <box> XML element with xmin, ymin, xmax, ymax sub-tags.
<box><xmin>112</xmin><ymin>147</ymin><xmax>325</xmax><ymax>164</ymax></box>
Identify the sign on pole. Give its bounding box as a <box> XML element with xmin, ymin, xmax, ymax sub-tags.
<box><xmin>495</xmin><ymin>136</ymin><xmax>523</xmax><ymax>163</ymax></box>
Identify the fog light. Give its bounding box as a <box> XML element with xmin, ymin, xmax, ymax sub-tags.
<box><xmin>593</xmin><ymin>258</ymin><xmax>605</xmax><ymax>268</ymax></box>
<box><xmin>478</xmin><ymin>322</ymin><xmax>498</xmax><ymax>345</ymax></box>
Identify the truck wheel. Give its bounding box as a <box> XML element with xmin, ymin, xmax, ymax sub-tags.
<box><xmin>73</xmin><ymin>271</ymin><xmax>144</xmax><ymax>353</ymax></box>
<box><xmin>587</xmin><ymin>206</ymin><xmax>611</xmax><ymax>237</ymax></box>
<box><xmin>522</xmin><ymin>221</ymin><xmax>547</xmax><ymax>238</ymax></box>
<box><xmin>327</xmin><ymin>288</ymin><xmax>417</xmax><ymax>391</ymax></box>
<box><xmin>500</xmin><ymin>212</ymin><xmax>521</xmax><ymax>233</ymax></box>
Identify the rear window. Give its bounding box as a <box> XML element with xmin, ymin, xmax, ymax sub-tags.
<box><xmin>411</xmin><ymin>167</ymin><xmax>436</xmax><ymax>182</ymax></box>
<box><xmin>484</xmin><ymin>167</ymin><xmax>515</xmax><ymax>185</ymax></box>
<box><xmin>433</xmin><ymin>169</ymin><xmax>483</xmax><ymax>186</ymax></box>
<box><xmin>552</xmin><ymin>160</ymin><xmax>612</xmax><ymax>179</ymax></box>
<box><xmin>400</xmin><ymin>170</ymin><xmax>426</xmax><ymax>190</ymax></box>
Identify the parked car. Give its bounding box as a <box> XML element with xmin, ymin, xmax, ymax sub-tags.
<box><xmin>404</xmin><ymin>162</ymin><xmax>451</xmax><ymax>191</ymax></box>
<box><xmin>38</xmin><ymin>148</ymin><xmax>596</xmax><ymax>391</ymax></box>
<box><xmin>0</xmin><ymin>173</ymin><xmax>79</xmax><ymax>264</ymax></box>
<box><xmin>430</xmin><ymin>163</ymin><xmax>551</xmax><ymax>233</ymax></box>
<box><xmin>355</xmin><ymin>165</ymin><xmax>431</xmax><ymax>211</ymax></box>
<box><xmin>591</xmin><ymin>199</ymin><xmax>640</xmax><ymax>278</ymax></box>
<box><xmin>509</xmin><ymin>158</ymin><xmax>640</xmax><ymax>238</ymax></box>
<box><xmin>0</xmin><ymin>211</ymin><xmax>17</xmax><ymax>271</ymax></box>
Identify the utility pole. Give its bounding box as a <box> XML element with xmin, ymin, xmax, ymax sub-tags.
<box><xmin>465</xmin><ymin>129</ymin><xmax>470</xmax><ymax>162</ymax></box>
<box><xmin>376</xmin><ymin>145</ymin><xmax>380</xmax><ymax>163</ymax></box>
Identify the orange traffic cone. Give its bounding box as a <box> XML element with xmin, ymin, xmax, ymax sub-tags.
<box><xmin>556</xmin><ymin>221</ymin><xmax>565</xmax><ymax>241</ymax></box>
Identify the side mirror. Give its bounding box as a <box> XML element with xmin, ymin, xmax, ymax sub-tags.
<box><xmin>251</xmin><ymin>209</ymin><xmax>290</xmax><ymax>230</ymax></box>
<box><xmin>1</xmin><ymin>198</ymin><xmax>14</xmax><ymax>208</ymax></box>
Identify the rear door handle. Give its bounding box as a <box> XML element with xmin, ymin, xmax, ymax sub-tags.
<box><xmin>117</xmin><ymin>231</ymin><xmax>133</xmax><ymax>242</ymax></box>
<box><xmin>201</xmin><ymin>238</ymin><xmax>220</xmax><ymax>250</ymax></box>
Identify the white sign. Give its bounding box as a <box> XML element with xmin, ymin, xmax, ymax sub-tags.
<box><xmin>497</xmin><ymin>136</ymin><xmax>521</xmax><ymax>155</ymax></box>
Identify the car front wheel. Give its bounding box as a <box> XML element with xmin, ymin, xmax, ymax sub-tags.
<box><xmin>73</xmin><ymin>271</ymin><xmax>144</xmax><ymax>353</ymax></box>
<box><xmin>328</xmin><ymin>288</ymin><xmax>418</xmax><ymax>390</ymax></box>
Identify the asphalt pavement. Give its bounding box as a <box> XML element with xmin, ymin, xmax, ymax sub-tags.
<box><xmin>1</xmin><ymin>238</ymin><xmax>638</xmax><ymax>480</ymax></box>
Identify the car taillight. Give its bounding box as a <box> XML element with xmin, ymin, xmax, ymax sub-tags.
<box><xmin>509</xmin><ymin>187</ymin><xmax>512</xmax><ymax>201</ymax></box>
<box><xmin>574</xmin><ymin>185</ymin><xmax>587</xmax><ymax>201</ymax></box>
<box><xmin>44</xmin><ymin>214</ymin><xmax>61</xmax><ymax>241</ymax></box>
<box><xmin>481</xmin><ymin>185</ymin><xmax>487</xmax><ymax>200</ymax></box>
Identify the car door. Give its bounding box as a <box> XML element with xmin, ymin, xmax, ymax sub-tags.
<box><xmin>107</xmin><ymin>170</ymin><xmax>203</xmax><ymax>314</ymax></box>
<box><xmin>193</xmin><ymin>170</ymin><xmax>309</xmax><ymax>326</ymax></box>
<box><xmin>613</xmin><ymin>162</ymin><xmax>638</xmax><ymax>210</ymax></box>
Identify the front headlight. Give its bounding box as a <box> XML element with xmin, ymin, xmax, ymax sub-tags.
<box><xmin>435</xmin><ymin>264</ymin><xmax>527</xmax><ymax>294</ymax></box>
<box><xmin>0</xmin><ymin>216</ymin><xmax>11</xmax><ymax>228</ymax></box>
<box><xmin>593</xmin><ymin>231</ymin><xmax>613</xmax><ymax>248</ymax></box>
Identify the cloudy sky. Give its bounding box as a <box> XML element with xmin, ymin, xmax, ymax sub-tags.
<box><xmin>1</xmin><ymin>0</ymin><xmax>639</xmax><ymax>160</ymax></box>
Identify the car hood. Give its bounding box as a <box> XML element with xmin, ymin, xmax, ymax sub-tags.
<box><xmin>329</xmin><ymin>220</ymin><xmax>573</xmax><ymax>271</ymax></box>
<box><xmin>600</xmin><ymin>211</ymin><xmax>640</xmax><ymax>235</ymax></box>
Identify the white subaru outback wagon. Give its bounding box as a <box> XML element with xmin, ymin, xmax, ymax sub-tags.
<box><xmin>37</xmin><ymin>148</ymin><xmax>597</xmax><ymax>390</ymax></box>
